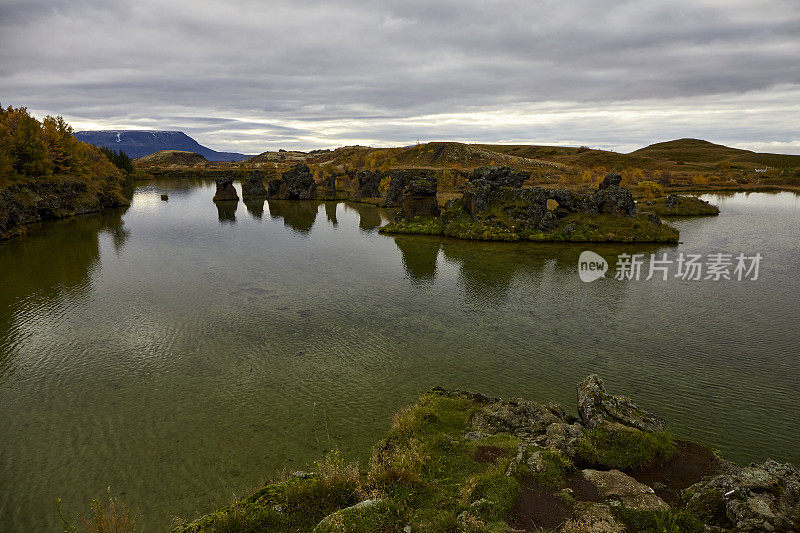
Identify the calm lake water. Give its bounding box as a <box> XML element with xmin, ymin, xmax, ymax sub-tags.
<box><xmin>1</xmin><ymin>181</ymin><xmax>799</xmax><ymax>531</ymax></box>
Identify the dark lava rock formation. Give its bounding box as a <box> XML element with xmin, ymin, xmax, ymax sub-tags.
<box><xmin>356</xmin><ymin>170</ymin><xmax>382</xmax><ymax>198</ymax></box>
<box><xmin>578</xmin><ymin>374</ymin><xmax>667</xmax><ymax>432</ymax></box>
<box><xmin>385</xmin><ymin>169</ymin><xmax>438</xmax><ymax>207</ymax></box>
<box><xmin>400</xmin><ymin>175</ymin><xmax>440</xmax><ymax>218</ymax></box>
<box><xmin>241</xmin><ymin>170</ymin><xmax>268</xmax><ymax>199</ymax></box>
<box><xmin>593</xmin><ymin>173</ymin><xmax>637</xmax><ymax>216</ymax></box>
<box><xmin>267</xmin><ymin>163</ymin><xmax>317</xmax><ymax>200</ymax></box>
<box><xmin>380</xmin><ymin>166</ymin><xmax>677</xmax><ymax>242</ymax></box>
<box><xmin>213</xmin><ymin>176</ymin><xmax>239</xmax><ymax>201</ymax></box>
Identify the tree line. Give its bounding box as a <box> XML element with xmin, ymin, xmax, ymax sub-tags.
<box><xmin>0</xmin><ymin>104</ymin><xmax>123</xmax><ymax>187</ymax></box>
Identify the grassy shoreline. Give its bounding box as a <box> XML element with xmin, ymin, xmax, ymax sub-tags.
<box><xmin>171</xmin><ymin>376</ymin><xmax>789</xmax><ymax>533</ymax></box>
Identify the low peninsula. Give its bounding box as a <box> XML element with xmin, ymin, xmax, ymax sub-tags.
<box><xmin>379</xmin><ymin>169</ymin><xmax>680</xmax><ymax>243</ymax></box>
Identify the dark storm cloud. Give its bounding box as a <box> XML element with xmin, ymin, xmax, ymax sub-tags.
<box><xmin>1</xmin><ymin>0</ymin><xmax>798</xmax><ymax>152</ymax></box>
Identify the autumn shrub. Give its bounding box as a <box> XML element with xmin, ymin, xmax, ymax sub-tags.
<box><xmin>637</xmin><ymin>180</ymin><xmax>664</xmax><ymax>199</ymax></box>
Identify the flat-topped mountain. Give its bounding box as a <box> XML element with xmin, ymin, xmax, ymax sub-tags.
<box><xmin>74</xmin><ymin>130</ymin><xmax>249</xmax><ymax>161</ymax></box>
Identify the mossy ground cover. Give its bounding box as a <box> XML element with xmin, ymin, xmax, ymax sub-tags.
<box><xmin>380</xmin><ymin>211</ymin><xmax>679</xmax><ymax>244</ymax></box>
<box><xmin>639</xmin><ymin>196</ymin><xmax>719</xmax><ymax>217</ymax></box>
<box><xmin>576</xmin><ymin>425</ymin><xmax>677</xmax><ymax>470</ymax></box>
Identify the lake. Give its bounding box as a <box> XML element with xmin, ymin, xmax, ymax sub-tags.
<box><xmin>1</xmin><ymin>181</ymin><xmax>798</xmax><ymax>531</ymax></box>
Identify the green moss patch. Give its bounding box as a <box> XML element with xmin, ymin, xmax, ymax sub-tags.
<box><xmin>577</xmin><ymin>426</ymin><xmax>677</xmax><ymax>470</ymax></box>
<box><xmin>614</xmin><ymin>507</ymin><xmax>704</xmax><ymax>533</ymax></box>
<box><xmin>640</xmin><ymin>196</ymin><xmax>719</xmax><ymax>217</ymax></box>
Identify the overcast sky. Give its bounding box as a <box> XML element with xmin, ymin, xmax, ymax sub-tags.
<box><xmin>1</xmin><ymin>0</ymin><xmax>799</xmax><ymax>154</ymax></box>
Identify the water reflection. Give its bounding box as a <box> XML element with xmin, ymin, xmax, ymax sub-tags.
<box><xmin>267</xmin><ymin>199</ymin><xmax>321</xmax><ymax>234</ymax></box>
<box><xmin>393</xmin><ymin>236</ymin><xmax>440</xmax><ymax>283</ymax></box>
<box><xmin>243</xmin><ymin>199</ymin><xmax>265</xmax><ymax>220</ymax></box>
<box><xmin>216</xmin><ymin>201</ymin><xmax>238</xmax><ymax>223</ymax></box>
<box><xmin>324</xmin><ymin>202</ymin><xmax>339</xmax><ymax>227</ymax></box>
<box><xmin>346</xmin><ymin>203</ymin><xmax>383</xmax><ymax>231</ymax></box>
<box><xmin>2</xmin><ymin>188</ymin><xmax>800</xmax><ymax>532</ymax></box>
<box><xmin>0</xmin><ymin>208</ymin><xmax>129</xmax><ymax>377</ymax></box>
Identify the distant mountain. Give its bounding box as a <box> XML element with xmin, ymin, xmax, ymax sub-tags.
<box><xmin>73</xmin><ymin>130</ymin><xmax>250</xmax><ymax>161</ymax></box>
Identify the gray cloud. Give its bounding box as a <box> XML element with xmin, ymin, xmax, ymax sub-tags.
<box><xmin>1</xmin><ymin>0</ymin><xmax>799</xmax><ymax>153</ymax></box>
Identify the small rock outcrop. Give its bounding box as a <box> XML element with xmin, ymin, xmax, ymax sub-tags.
<box><xmin>592</xmin><ymin>173</ymin><xmax>637</xmax><ymax>216</ymax></box>
<box><xmin>399</xmin><ymin>176</ymin><xmax>439</xmax><ymax>218</ymax></box>
<box><xmin>314</xmin><ymin>499</ymin><xmax>385</xmax><ymax>532</ymax></box>
<box><xmin>241</xmin><ymin>170</ymin><xmax>268</xmax><ymax>198</ymax></box>
<box><xmin>384</xmin><ymin>169</ymin><xmax>445</xmax><ymax>207</ymax></box>
<box><xmin>472</xmin><ymin>398</ymin><xmax>563</xmax><ymax>440</ymax></box>
<box><xmin>684</xmin><ymin>459</ymin><xmax>800</xmax><ymax>532</ymax></box>
<box><xmin>468</xmin><ymin>165</ymin><xmax>529</xmax><ymax>189</ymax></box>
<box><xmin>666</xmin><ymin>194</ymin><xmax>679</xmax><ymax>208</ymax></box>
<box><xmin>577</xmin><ymin>374</ymin><xmax>666</xmax><ymax>432</ymax></box>
<box><xmin>267</xmin><ymin>163</ymin><xmax>317</xmax><ymax>200</ymax></box>
<box><xmin>643</xmin><ymin>194</ymin><xmax>720</xmax><ymax>216</ymax></box>
<box><xmin>213</xmin><ymin>176</ymin><xmax>239</xmax><ymax>202</ymax></box>
<box><xmin>582</xmin><ymin>469</ymin><xmax>669</xmax><ymax>511</ymax></box>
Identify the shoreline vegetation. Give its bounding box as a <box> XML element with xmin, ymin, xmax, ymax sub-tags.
<box><xmin>637</xmin><ymin>195</ymin><xmax>720</xmax><ymax>217</ymax></box>
<box><xmin>0</xmin><ymin>106</ymin><xmax>130</xmax><ymax>240</ymax></box>
<box><xmin>159</xmin><ymin>375</ymin><xmax>800</xmax><ymax>533</ymax></box>
<box><xmin>4</xmin><ymin>105</ymin><xmax>800</xmax><ymax>241</ymax></box>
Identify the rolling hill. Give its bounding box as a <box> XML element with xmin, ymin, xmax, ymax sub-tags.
<box><xmin>631</xmin><ymin>138</ymin><xmax>800</xmax><ymax>168</ymax></box>
<box><xmin>136</xmin><ymin>150</ymin><xmax>208</xmax><ymax>167</ymax></box>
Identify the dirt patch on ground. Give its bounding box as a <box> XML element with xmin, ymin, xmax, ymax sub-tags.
<box><xmin>509</xmin><ymin>477</ymin><xmax>570</xmax><ymax>531</ymax></box>
<box><xmin>565</xmin><ymin>470</ymin><xmax>602</xmax><ymax>502</ymax></box>
<box><xmin>474</xmin><ymin>445</ymin><xmax>511</xmax><ymax>463</ymax></box>
<box><xmin>625</xmin><ymin>440</ymin><xmax>721</xmax><ymax>506</ymax></box>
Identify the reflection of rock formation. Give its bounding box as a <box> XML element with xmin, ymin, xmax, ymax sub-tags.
<box><xmin>243</xmin><ymin>199</ymin><xmax>265</xmax><ymax>220</ymax></box>
<box><xmin>267</xmin><ymin>200</ymin><xmax>321</xmax><ymax>234</ymax></box>
<box><xmin>324</xmin><ymin>202</ymin><xmax>339</xmax><ymax>226</ymax></box>
<box><xmin>348</xmin><ymin>203</ymin><xmax>383</xmax><ymax>231</ymax></box>
<box><xmin>213</xmin><ymin>176</ymin><xmax>239</xmax><ymax>201</ymax></box>
<box><xmin>216</xmin><ymin>201</ymin><xmax>237</xmax><ymax>224</ymax></box>
<box><xmin>439</xmin><ymin>241</ymin><xmax>526</xmax><ymax>300</ymax></box>
<box><xmin>392</xmin><ymin>236</ymin><xmax>441</xmax><ymax>283</ymax></box>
